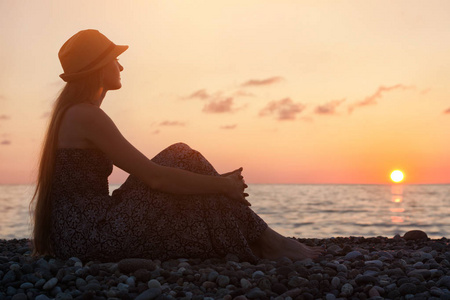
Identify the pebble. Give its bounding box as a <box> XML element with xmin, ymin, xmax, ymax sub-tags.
<box><xmin>369</xmin><ymin>286</ymin><xmax>380</xmax><ymax>297</ymax></box>
<box><xmin>217</xmin><ymin>275</ymin><xmax>230</xmax><ymax>287</ymax></box>
<box><xmin>399</xmin><ymin>282</ymin><xmax>417</xmax><ymax>295</ymax></box>
<box><xmin>19</xmin><ymin>282</ymin><xmax>34</xmax><ymax>289</ymax></box>
<box><xmin>1</xmin><ymin>235</ymin><xmax>450</xmax><ymax>299</ymax></box>
<box><xmin>43</xmin><ymin>277</ymin><xmax>58</xmax><ymax>290</ymax></box>
<box><xmin>331</xmin><ymin>276</ymin><xmax>340</xmax><ymax>288</ymax></box>
<box><xmin>336</xmin><ymin>263</ymin><xmax>347</xmax><ymax>273</ymax></box>
<box><xmin>11</xmin><ymin>293</ymin><xmax>27</xmax><ymax>300</ymax></box>
<box><xmin>148</xmin><ymin>279</ymin><xmax>162</xmax><ymax>289</ymax></box>
<box><xmin>251</xmin><ymin>270</ymin><xmax>264</xmax><ymax>280</ymax></box>
<box><xmin>344</xmin><ymin>251</ymin><xmax>363</xmax><ymax>260</ymax></box>
<box><xmin>341</xmin><ymin>283</ymin><xmax>353</xmax><ymax>296</ymax></box>
<box><xmin>135</xmin><ymin>288</ymin><xmax>162</xmax><ymax>300</ymax></box>
<box><xmin>240</xmin><ymin>278</ymin><xmax>252</xmax><ymax>289</ymax></box>
<box><xmin>403</xmin><ymin>230</ymin><xmax>428</xmax><ymax>241</ymax></box>
<box><xmin>246</xmin><ymin>287</ymin><xmax>266</xmax><ymax>299</ymax></box>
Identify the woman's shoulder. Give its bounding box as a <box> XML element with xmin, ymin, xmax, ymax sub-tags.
<box><xmin>64</xmin><ymin>103</ymin><xmax>109</xmax><ymax>123</ymax></box>
<box><xmin>66</xmin><ymin>103</ymin><xmax>103</xmax><ymax>115</ymax></box>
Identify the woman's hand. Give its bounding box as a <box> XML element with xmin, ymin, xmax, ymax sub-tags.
<box><xmin>223</xmin><ymin>168</ymin><xmax>251</xmax><ymax>206</ymax></box>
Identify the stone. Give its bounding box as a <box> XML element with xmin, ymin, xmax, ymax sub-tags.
<box><xmin>36</xmin><ymin>258</ymin><xmax>50</xmax><ymax>270</ymax></box>
<box><xmin>2</xmin><ymin>270</ymin><xmax>16</xmax><ymax>283</ymax></box>
<box><xmin>344</xmin><ymin>251</ymin><xmax>363</xmax><ymax>260</ymax></box>
<box><xmin>135</xmin><ymin>269</ymin><xmax>152</xmax><ymax>282</ymax></box>
<box><xmin>288</xmin><ymin>276</ymin><xmax>308</xmax><ymax>288</ymax></box>
<box><xmin>251</xmin><ymin>270</ymin><xmax>264</xmax><ymax>280</ymax></box>
<box><xmin>325</xmin><ymin>294</ymin><xmax>336</xmax><ymax>300</ymax></box>
<box><xmin>276</xmin><ymin>266</ymin><xmax>294</xmax><ymax>277</ymax></box>
<box><xmin>11</xmin><ymin>293</ymin><xmax>27</xmax><ymax>300</ymax></box>
<box><xmin>83</xmin><ymin>282</ymin><xmax>101</xmax><ymax>292</ymax></box>
<box><xmin>208</xmin><ymin>271</ymin><xmax>219</xmax><ymax>282</ymax></box>
<box><xmin>75</xmin><ymin>278</ymin><xmax>87</xmax><ymax>289</ymax></box>
<box><xmin>117</xmin><ymin>282</ymin><xmax>129</xmax><ymax>293</ymax></box>
<box><xmin>355</xmin><ymin>275</ymin><xmax>378</xmax><ymax>285</ymax></box>
<box><xmin>35</xmin><ymin>278</ymin><xmax>46</xmax><ymax>288</ymax></box>
<box><xmin>365</xmin><ymin>260</ymin><xmax>383</xmax><ymax>268</ymax></box>
<box><xmin>135</xmin><ymin>288</ymin><xmax>162</xmax><ymax>300</ymax></box>
<box><xmin>56</xmin><ymin>292</ymin><xmax>73</xmax><ymax>300</ymax></box>
<box><xmin>369</xmin><ymin>286</ymin><xmax>380</xmax><ymax>297</ymax></box>
<box><xmin>408</xmin><ymin>269</ymin><xmax>431</xmax><ymax>279</ymax></box>
<box><xmin>147</xmin><ymin>279</ymin><xmax>161</xmax><ymax>289</ymax></box>
<box><xmin>6</xmin><ymin>286</ymin><xmax>16</xmax><ymax>296</ymax></box>
<box><xmin>246</xmin><ymin>287</ymin><xmax>266</xmax><ymax>299</ymax></box>
<box><xmin>240</xmin><ymin>278</ymin><xmax>252</xmax><ymax>289</ymax></box>
<box><xmin>341</xmin><ymin>283</ymin><xmax>353</xmax><ymax>297</ymax></box>
<box><xmin>118</xmin><ymin>258</ymin><xmax>156</xmax><ymax>273</ymax></box>
<box><xmin>35</xmin><ymin>295</ymin><xmax>51</xmax><ymax>300</ymax></box>
<box><xmin>202</xmin><ymin>281</ymin><xmax>216</xmax><ymax>290</ymax></box>
<box><xmin>232</xmin><ymin>296</ymin><xmax>248</xmax><ymax>300</ymax></box>
<box><xmin>19</xmin><ymin>282</ymin><xmax>34</xmax><ymax>289</ymax></box>
<box><xmin>399</xmin><ymin>283</ymin><xmax>417</xmax><ymax>295</ymax></box>
<box><xmin>217</xmin><ymin>275</ymin><xmax>230</xmax><ymax>287</ymax></box>
<box><xmin>271</xmin><ymin>282</ymin><xmax>288</xmax><ymax>295</ymax></box>
<box><xmin>257</xmin><ymin>277</ymin><xmax>271</xmax><ymax>290</ymax></box>
<box><xmin>43</xmin><ymin>277</ymin><xmax>58</xmax><ymax>290</ymax></box>
<box><xmin>331</xmin><ymin>276</ymin><xmax>340</xmax><ymax>289</ymax></box>
<box><xmin>403</xmin><ymin>230</ymin><xmax>428</xmax><ymax>241</ymax></box>
<box><xmin>437</xmin><ymin>276</ymin><xmax>450</xmax><ymax>289</ymax></box>
<box><xmin>336</xmin><ymin>264</ymin><xmax>348</xmax><ymax>273</ymax></box>
<box><xmin>126</xmin><ymin>276</ymin><xmax>136</xmax><ymax>287</ymax></box>
<box><xmin>61</xmin><ymin>274</ymin><xmax>77</xmax><ymax>283</ymax></box>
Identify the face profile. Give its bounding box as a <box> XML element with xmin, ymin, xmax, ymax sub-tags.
<box><xmin>102</xmin><ymin>59</ymin><xmax>124</xmax><ymax>91</ymax></box>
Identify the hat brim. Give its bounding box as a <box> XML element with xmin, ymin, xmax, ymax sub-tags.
<box><xmin>59</xmin><ymin>45</ymin><xmax>128</xmax><ymax>82</ymax></box>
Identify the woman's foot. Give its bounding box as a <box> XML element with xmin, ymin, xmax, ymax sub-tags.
<box><xmin>251</xmin><ymin>227</ymin><xmax>323</xmax><ymax>261</ymax></box>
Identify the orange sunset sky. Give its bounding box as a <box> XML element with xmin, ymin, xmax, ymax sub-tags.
<box><xmin>0</xmin><ymin>1</ymin><xmax>449</xmax><ymax>185</ymax></box>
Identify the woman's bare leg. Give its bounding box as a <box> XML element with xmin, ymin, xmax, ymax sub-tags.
<box><xmin>250</xmin><ymin>227</ymin><xmax>323</xmax><ymax>261</ymax></box>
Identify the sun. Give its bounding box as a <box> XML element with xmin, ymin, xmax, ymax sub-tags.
<box><xmin>390</xmin><ymin>170</ymin><xmax>404</xmax><ymax>183</ymax></box>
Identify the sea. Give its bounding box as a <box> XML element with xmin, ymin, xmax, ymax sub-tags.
<box><xmin>1</xmin><ymin>184</ymin><xmax>449</xmax><ymax>240</ymax></box>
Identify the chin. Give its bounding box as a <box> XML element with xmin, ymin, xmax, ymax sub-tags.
<box><xmin>106</xmin><ymin>83</ymin><xmax>122</xmax><ymax>90</ymax></box>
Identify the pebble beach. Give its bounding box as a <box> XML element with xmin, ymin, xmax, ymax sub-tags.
<box><xmin>1</xmin><ymin>232</ymin><xmax>450</xmax><ymax>300</ymax></box>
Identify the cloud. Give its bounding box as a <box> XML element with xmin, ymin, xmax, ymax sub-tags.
<box><xmin>241</xmin><ymin>77</ymin><xmax>284</xmax><ymax>87</ymax></box>
<box><xmin>348</xmin><ymin>84</ymin><xmax>414</xmax><ymax>113</ymax></box>
<box><xmin>1</xmin><ymin>140</ymin><xmax>11</xmax><ymax>145</ymax></box>
<box><xmin>420</xmin><ymin>88</ymin><xmax>431</xmax><ymax>95</ymax></box>
<box><xmin>202</xmin><ymin>97</ymin><xmax>241</xmax><ymax>114</ymax></box>
<box><xmin>259</xmin><ymin>98</ymin><xmax>305</xmax><ymax>121</ymax></box>
<box><xmin>185</xmin><ymin>89</ymin><xmax>211</xmax><ymax>100</ymax></box>
<box><xmin>159</xmin><ymin>121</ymin><xmax>186</xmax><ymax>126</ymax></box>
<box><xmin>315</xmin><ymin>99</ymin><xmax>346</xmax><ymax>115</ymax></box>
<box><xmin>151</xmin><ymin>130</ymin><xmax>160</xmax><ymax>135</ymax></box>
<box><xmin>220</xmin><ymin>124</ymin><xmax>237</xmax><ymax>130</ymax></box>
<box><xmin>444</xmin><ymin>107</ymin><xmax>450</xmax><ymax>114</ymax></box>
<box><xmin>233</xmin><ymin>90</ymin><xmax>255</xmax><ymax>98</ymax></box>
<box><xmin>0</xmin><ymin>115</ymin><xmax>10</xmax><ymax>120</ymax></box>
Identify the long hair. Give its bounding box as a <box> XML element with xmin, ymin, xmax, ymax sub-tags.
<box><xmin>31</xmin><ymin>70</ymin><xmax>103</xmax><ymax>256</ymax></box>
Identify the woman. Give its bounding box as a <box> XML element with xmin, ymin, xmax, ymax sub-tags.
<box><xmin>31</xmin><ymin>29</ymin><xmax>321</xmax><ymax>263</ymax></box>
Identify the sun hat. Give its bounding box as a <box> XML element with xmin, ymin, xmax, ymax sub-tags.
<box><xmin>59</xmin><ymin>29</ymin><xmax>128</xmax><ymax>82</ymax></box>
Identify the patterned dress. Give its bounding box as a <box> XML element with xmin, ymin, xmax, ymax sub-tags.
<box><xmin>50</xmin><ymin>143</ymin><xmax>267</xmax><ymax>263</ymax></box>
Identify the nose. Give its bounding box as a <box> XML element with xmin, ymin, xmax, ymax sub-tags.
<box><xmin>118</xmin><ymin>62</ymin><xmax>124</xmax><ymax>72</ymax></box>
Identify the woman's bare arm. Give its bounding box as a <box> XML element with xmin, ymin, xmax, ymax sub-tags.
<box><xmin>68</xmin><ymin>104</ymin><xmax>248</xmax><ymax>204</ymax></box>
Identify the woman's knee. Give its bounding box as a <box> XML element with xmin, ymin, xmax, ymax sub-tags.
<box><xmin>166</xmin><ymin>142</ymin><xmax>193</xmax><ymax>152</ymax></box>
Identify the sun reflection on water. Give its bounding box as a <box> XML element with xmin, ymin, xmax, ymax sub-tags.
<box><xmin>390</xmin><ymin>185</ymin><xmax>405</xmax><ymax>223</ymax></box>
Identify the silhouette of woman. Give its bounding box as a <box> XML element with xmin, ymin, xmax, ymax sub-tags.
<box><xmin>31</xmin><ymin>29</ymin><xmax>322</xmax><ymax>262</ymax></box>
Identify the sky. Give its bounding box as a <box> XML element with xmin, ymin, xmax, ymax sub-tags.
<box><xmin>0</xmin><ymin>0</ymin><xmax>449</xmax><ymax>185</ymax></box>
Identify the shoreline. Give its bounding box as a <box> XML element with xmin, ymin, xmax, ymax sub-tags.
<box><xmin>1</xmin><ymin>235</ymin><xmax>449</xmax><ymax>299</ymax></box>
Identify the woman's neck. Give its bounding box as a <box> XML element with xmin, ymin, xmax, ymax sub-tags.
<box><xmin>92</xmin><ymin>88</ymin><xmax>107</xmax><ymax>107</ymax></box>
